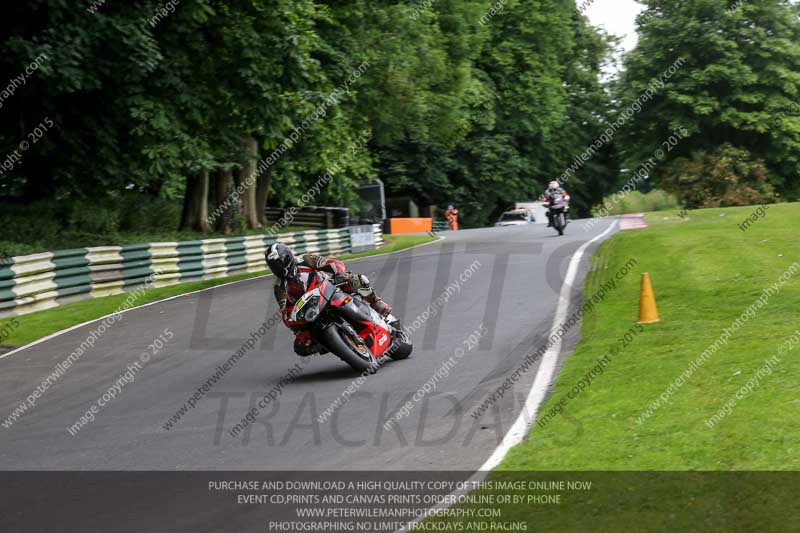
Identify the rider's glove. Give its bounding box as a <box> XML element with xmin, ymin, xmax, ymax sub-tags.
<box><xmin>336</xmin><ymin>271</ymin><xmax>364</xmax><ymax>291</ymax></box>
<box><xmin>334</xmin><ymin>271</ymin><xmax>354</xmax><ymax>287</ymax></box>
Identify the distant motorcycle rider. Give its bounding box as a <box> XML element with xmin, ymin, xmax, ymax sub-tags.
<box><xmin>266</xmin><ymin>243</ymin><xmax>392</xmax><ymax>354</ymax></box>
<box><xmin>541</xmin><ymin>180</ymin><xmax>570</xmax><ymax>227</ymax></box>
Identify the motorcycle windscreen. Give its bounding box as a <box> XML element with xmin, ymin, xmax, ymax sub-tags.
<box><xmin>289</xmin><ymin>287</ymin><xmax>322</xmax><ymax>323</ymax></box>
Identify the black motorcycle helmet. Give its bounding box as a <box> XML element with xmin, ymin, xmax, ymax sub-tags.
<box><xmin>266</xmin><ymin>243</ymin><xmax>298</xmax><ymax>280</ymax></box>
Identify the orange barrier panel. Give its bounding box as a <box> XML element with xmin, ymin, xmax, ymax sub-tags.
<box><xmin>389</xmin><ymin>218</ymin><xmax>433</xmax><ymax>234</ymax></box>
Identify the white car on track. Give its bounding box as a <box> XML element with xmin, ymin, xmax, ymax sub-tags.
<box><xmin>495</xmin><ymin>209</ymin><xmax>534</xmax><ymax>227</ymax></box>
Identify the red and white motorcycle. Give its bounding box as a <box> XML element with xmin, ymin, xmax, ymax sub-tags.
<box><xmin>285</xmin><ymin>270</ymin><xmax>412</xmax><ymax>373</ymax></box>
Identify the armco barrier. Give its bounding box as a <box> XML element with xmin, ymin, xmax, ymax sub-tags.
<box><xmin>0</xmin><ymin>225</ymin><xmax>383</xmax><ymax>318</ymax></box>
<box><xmin>432</xmin><ymin>220</ymin><xmax>450</xmax><ymax>232</ymax></box>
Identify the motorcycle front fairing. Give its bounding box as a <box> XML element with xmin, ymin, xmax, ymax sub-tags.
<box><xmin>285</xmin><ymin>272</ymin><xmax>339</xmax><ymax>330</ymax></box>
<box><xmin>349</xmin><ymin>299</ymin><xmax>393</xmax><ymax>357</ymax></box>
<box><xmin>284</xmin><ymin>272</ymin><xmax>391</xmax><ymax>358</ymax></box>
<box><xmin>325</xmin><ymin>294</ymin><xmax>392</xmax><ymax>358</ymax></box>
<box><xmin>547</xmin><ymin>193</ymin><xmax>568</xmax><ymax>210</ymax></box>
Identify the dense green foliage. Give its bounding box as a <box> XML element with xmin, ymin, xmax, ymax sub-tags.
<box><xmin>590</xmin><ymin>189</ymin><xmax>680</xmax><ymax>216</ymax></box>
<box><xmin>0</xmin><ymin>0</ymin><xmax>619</xmax><ymax>241</ymax></box>
<box><xmin>0</xmin><ymin>196</ymin><xmax>316</xmax><ymax>258</ymax></box>
<box><xmin>617</xmin><ymin>0</ymin><xmax>800</xmax><ymax>206</ymax></box>
<box><xmin>3</xmin><ymin>0</ymin><xmax>799</xmax><ymax>248</ymax></box>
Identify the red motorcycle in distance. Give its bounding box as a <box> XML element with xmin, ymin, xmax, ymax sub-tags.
<box><xmin>541</xmin><ymin>192</ymin><xmax>570</xmax><ymax>236</ymax></box>
<box><xmin>284</xmin><ymin>270</ymin><xmax>412</xmax><ymax>373</ymax></box>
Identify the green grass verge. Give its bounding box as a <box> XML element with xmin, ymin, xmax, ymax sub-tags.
<box><xmin>501</xmin><ymin>202</ymin><xmax>800</xmax><ymax>471</ymax></box>
<box><xmin>0</xmin><ymin>234</ymin><xmax>438</xmax><ymax>348</ymax></box>
<box><xmin>341</xmin><ymin>233</ymin><xmax>436</xmax><ymax>259</ymax></box>
<box><xmin>421</xmin><ymin>203</ymin><xmax>799</xmax><ymax>532</ymax></box>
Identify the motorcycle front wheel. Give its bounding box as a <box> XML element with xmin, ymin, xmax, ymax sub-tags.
<box><xmin>553</xmin><ymin>211</ymin><xmax>566</xmax><ymax>235</ymax></box>
<box><xmin>320</xmin><ymin>323</ymin><xmax>380</xmax><ymax>374</ymax></box>
<box><xmin>386</xmin><ymin>329</ymin><xmax>413</xmax><ymax>361</ymax></box>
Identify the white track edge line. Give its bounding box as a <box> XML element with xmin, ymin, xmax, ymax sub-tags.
<box><xmin>399</xmin><ymin>219</ymin><xmax>618</xmax><ymax>533</ymax></box>
<box><xmin>478</xmin><ymin>219</ymin><xmax>617</xmax><ymax>470</ymax></box>
<box><xmin>0</xmin><ymin>235</ymin><xmax>445</xmax><ymax>362</ymax></box>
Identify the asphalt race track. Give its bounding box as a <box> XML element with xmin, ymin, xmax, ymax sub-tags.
<box><xmin>0</xmin><ymin>218</ymin><xmax>618</xmax><ymax>472</ymax></box>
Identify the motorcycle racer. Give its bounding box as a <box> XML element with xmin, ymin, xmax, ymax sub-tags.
<box><xmin>541</xmin><ymin>180</ymin><xmax>570</xmax><ymax>227</ymax></box>
<box><xmin>266</xmin><ymin>243</ymin><xmax>392</xmax><ymax>355</ymax></box>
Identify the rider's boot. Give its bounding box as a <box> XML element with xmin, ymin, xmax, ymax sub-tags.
<box><xmin>362</xmin><ymin>290</ymin><xmax>392</xmax><ymax>318</ymax></box>
<box><xmin>293</xmin><ymin>330</ymin><xmax>316</xmax><ymax>356</ymax></box>
<box><xmin>355</xmin><ymin>275</ymin><xmax>392</xmax><ymax>317</ymax></box>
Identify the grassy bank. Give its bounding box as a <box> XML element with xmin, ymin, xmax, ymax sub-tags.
<box><xmin>0</xmin><ymin>234</ymin><xmax>437</xmax><ymax>348</ymax></box>
<box><xmin>421</xmin><ymin>203</ymin><xmax>799</xmax><ymax>532</ymax></box>
<box><xmin>502</xmin><ymin>202</ymin><xmax>800</xmax><ymax>471</ymax></box>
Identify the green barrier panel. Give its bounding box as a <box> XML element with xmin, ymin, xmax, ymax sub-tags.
<box><xmin>121</xmin><ymin>244</ymin><xmax>153</xmax><ymax>289</ymax></box>
<box><xmin>0</xmin><ymin>225</ymin><xmax>383</xmax><ymax>318</ymax></box>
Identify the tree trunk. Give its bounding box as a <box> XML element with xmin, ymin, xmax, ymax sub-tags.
<box><xmin>256</xmin><ymin>166</ymin><xmax>273</xmax><ymax>227</ymax></box>
<box><xmin>179</xmin><ymin>171</ymin><xmax>210</xmax><ymax>232</ymax></box>
<box><xmin>146</xmin><ymin>178</ymin><xmax>164</xmax><ymax>196</ymax></box>
<box><xmin>179</xmin><ymin>177</ymin><xmax>193</xmax><ymax>231</ymax></box>
<box><xmin>240</xmin><ymin>135</ymin><xmax>261</xmax><ymax>229</ymax></box>
<box><xmin>213</xmin><ymin>169</ymin><xmax>233</xmax><ymax>234</ymax></box>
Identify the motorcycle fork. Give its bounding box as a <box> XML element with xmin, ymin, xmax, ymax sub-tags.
<box><xmin>325</xmin><ymin>304</ymin><xmax>371</xmax><ymax>347</ymax></box>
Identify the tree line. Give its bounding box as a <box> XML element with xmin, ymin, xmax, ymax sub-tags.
<box><xmin>0</xmin><ymin>0</ymin><xmax>797</xmax><ymax>243</ymax></box>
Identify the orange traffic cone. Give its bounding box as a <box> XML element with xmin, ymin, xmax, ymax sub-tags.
<box><xmin>638</xmin><ymin>273</ymin><xmax>660</xmax><ymax>324</ymax></box>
